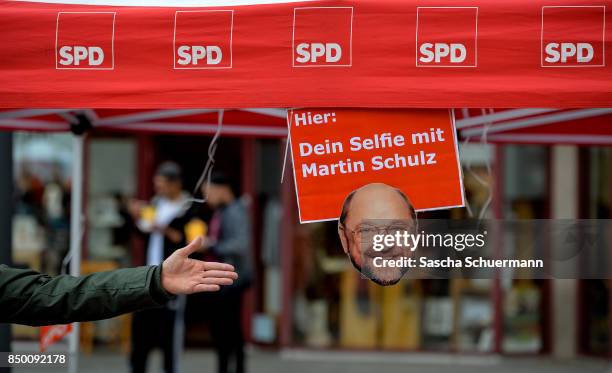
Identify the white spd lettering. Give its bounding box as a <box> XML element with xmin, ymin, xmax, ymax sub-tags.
<box><xmin>419</xmin><ymin>43</ymin><xmax>466</xmax><ymax>63</ymax></box>
<box><xmin>176</xmin><ymin>45</ymin><xmax>223</xmax><ymax>66</ymax></box>
<box><xmin>58</xmin><ymin>46</ymin><xmax>104</xmax><ymax>66</ymax></box>
<box><xmin>544</xmin><ymin>42</ymin><xmax>593</xmax><ymax>63</ymax></box>
<box><xmin>295</xmin><ymin>43</ymin><xmax>342</xmax><ymax>63</ymax></box>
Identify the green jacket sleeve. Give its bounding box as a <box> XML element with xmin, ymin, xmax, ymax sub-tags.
<box><xmin>0</xmin><ymin>264</ymin><xmax>174</xmax><ymax>326</ymax></box>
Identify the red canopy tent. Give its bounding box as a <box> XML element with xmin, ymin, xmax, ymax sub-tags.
<box><xmin>0</xmin><ymin>0</ymin><xmax>610</xmax><ymax>108</ymax></box>
<box><xmin>456</xmin><ymin>108</ymin><xmax>612</xmax><ymax>145</ymax></box>
<box><xmin>0</xmin><ymin>108</ymin><xmax>287</xmax><ymax>136</ymax></box>
<box><xmin>1</xmin><ymin>0</ymin><xmax>611</xmax><ymax>365</ymax></box>
<box><xmin>0</xmin><ymin>109</ymin><xmax>73</xmax><ymax>132</ymax></box>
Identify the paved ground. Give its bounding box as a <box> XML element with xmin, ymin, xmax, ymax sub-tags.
<box><xmin>10</xmin><ymin>343</ymin><xmax>612</xmax><ymax>373</ymax></box>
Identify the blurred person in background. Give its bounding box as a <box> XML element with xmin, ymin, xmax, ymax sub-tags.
<box><xmin>201</xmin><ymin>172</ymin><xmax>253</xmax><ymax>373</ymax></box>
<box><xmin>128</xmin><ymin>161</ymin><xmax>191</xmax><ymax>373</ymax></box>
<box><xmin>15</xmin><ymin>165</ymin><xmax>44</xmax><ymax>216</ymax></box>
<box><xmin>42</xmin><ymin>166</ymin><xmax>70</xmax><ymax>272</ymax></box>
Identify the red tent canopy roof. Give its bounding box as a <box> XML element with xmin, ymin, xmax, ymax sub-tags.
<box><xmin>0</xmin><ymin>108</ymin><xmax>288</xmax><ymax>137</ymax></box>
<box><xmin>0</xmin><ymin>0</ymin><xmax>610</xmax><ymax>108</ymax></box>
<box><xmin>456</xmin><ymin>108</ymin><xmax>612</xmax><ymax>146</ymax></box>
<box><xmin>3</xmin><ymin>108</ymin><xmax>612</xmax><ymax>146</ymax></box>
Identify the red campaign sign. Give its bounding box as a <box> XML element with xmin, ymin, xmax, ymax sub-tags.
<box><xmin>174</xmin><ymin>10</ymin><xmax>234</xmax><ymax>69</ymax></box>
<box><xmin>541</xmin><ymin>6</ymin><xmax>605</xmax><ymax>67</ymax></box>
<box><xmin>40</xmin><ymin>324</ymin><xmax>72</xmax><ymax>352</ymax></box>
<box><xmin>293</xmin><ymin>7</ymin><xmax>353</xmax><ymax>67</ymax></box>
<box><xmin>55</xmin><ymin>12</ymin><xmax>115</xmax><ymax>70</ymax></box>
<box><xmin>288</xmin><ymin>109</ymin><xmax>464</xmax><ymax>223</ymax></box>
<box><xmin>416</xmin><ymin>7</ymin><xmax>478</xmax><ymax>67</ymax></box>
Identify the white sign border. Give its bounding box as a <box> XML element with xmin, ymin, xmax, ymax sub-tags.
<box><xmin>540</xmin><ymin>5</ymin><xmax>606</xmax><ymax>68</ymax></box>
<box><xmin>173</xmin><ymin>9</ymin><xmax>234</xmax><ymax>70</ymax></box>
<box><xmin>415</xmin><ymin>6</ymin><xmax>479</xmax><ymax>68</ymax></box>
<box><xmin>292</xmin><ymin>6</ymin><xmax>354</xmax><ymax>68</ymax></box>
<box><xmin>55</xmin><ymin>11</ymin><xmax>116</xmax><ymax>70</ymax></box>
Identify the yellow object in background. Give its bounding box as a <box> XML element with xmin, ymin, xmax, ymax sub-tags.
<box><xmin>141</xmin><ymin>205</ymin><xmax>156</xmax><ymax>223</ymax></box>
<box><xmin>380</xmin><ymin>281</ymin><xmax>421</xmax><ymax>349</ymax></box>
<box><xmin>186</xmin><ymin>219</ymin><xmax>207</xmax><ymax>242</ymax></box>
<box><xmin>339</xmin><ymin>270</ymin><xmax>378</xmax><ymax>348</ymax></box>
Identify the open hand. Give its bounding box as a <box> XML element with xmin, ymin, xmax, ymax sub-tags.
<box><xmin>161</xmin><ymin>237</ymin><xmax>238</xmax><ymax>294</ymax></box>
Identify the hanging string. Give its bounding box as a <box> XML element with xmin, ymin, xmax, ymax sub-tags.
<box><xmin>459</xmin><ymin>108</ymin><xmax>475</xmax><ymax>218</ymax></box>
<box><xmin>190</xmin><ymin>109</ymin><xmax>224</xmax><ymax>204</ymax></box>
<box><xmin>462</xmin><ymin>147</ymin><xmax>475</xmax><ymax>218</ymax></box>
<box><xmin>61</xmin><ymin>213</ymin><xmax>86</xmax><ymax>276</ymax></box>
<box><xmin>280</xmin><ymin>109</ymin><xmax>292</xmax><ymax>184</ymax></box>
<box><xmin>477</xmin><ymin>109</ymin><xmax>493</xmax><ymax>222</ymax></box>
<box><xmin>461</xmin><ymin>108</ymin><xmax>493</xmax><ymax>222</ymax></box>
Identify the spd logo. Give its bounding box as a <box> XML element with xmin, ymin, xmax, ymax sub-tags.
<box><xmin>174</xmin><ymin>10</ymin><xmax>233</xmax><ymax>69</ymax></box>
<box><xmin>293</xmin><ymin>7</ymin><xmax>353</xmax><ymax>67</ymax></box>
<box><xmin>416</xmin><ymin>7</ymin><xmax>478</xmax><ymax>67</ymax></box>
<box><xmin>541</xmin><ymin>6</ymin><xmax>605</xmax><ymax>67</ymax></box>
<box><xmin>55</xmin><ymin>12</ymin><xmax>115</xmax><ymax>70</ymax></box>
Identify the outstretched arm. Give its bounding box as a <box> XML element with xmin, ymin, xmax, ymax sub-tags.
<box><xmin>0</xmin><ymin>237</ymin><xmax>237</xmax><ymax>326</ymax></box>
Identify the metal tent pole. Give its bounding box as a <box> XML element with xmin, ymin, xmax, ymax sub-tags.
<box><xmin>67</xmin><ymin>134</ymin><xmax>84</xmax><ymax>373</ymax></box>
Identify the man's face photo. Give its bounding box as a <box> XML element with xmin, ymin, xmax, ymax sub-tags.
<box><xmin>337</xmin><ymin>183</ymin><xmax>416</xmax><ymax>286</ymax></box>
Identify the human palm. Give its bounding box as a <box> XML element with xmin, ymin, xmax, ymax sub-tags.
<box><xmin>161</xmin><ymin>237</ymin><xmax>237</xmax><ymax>294</ymax></box>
